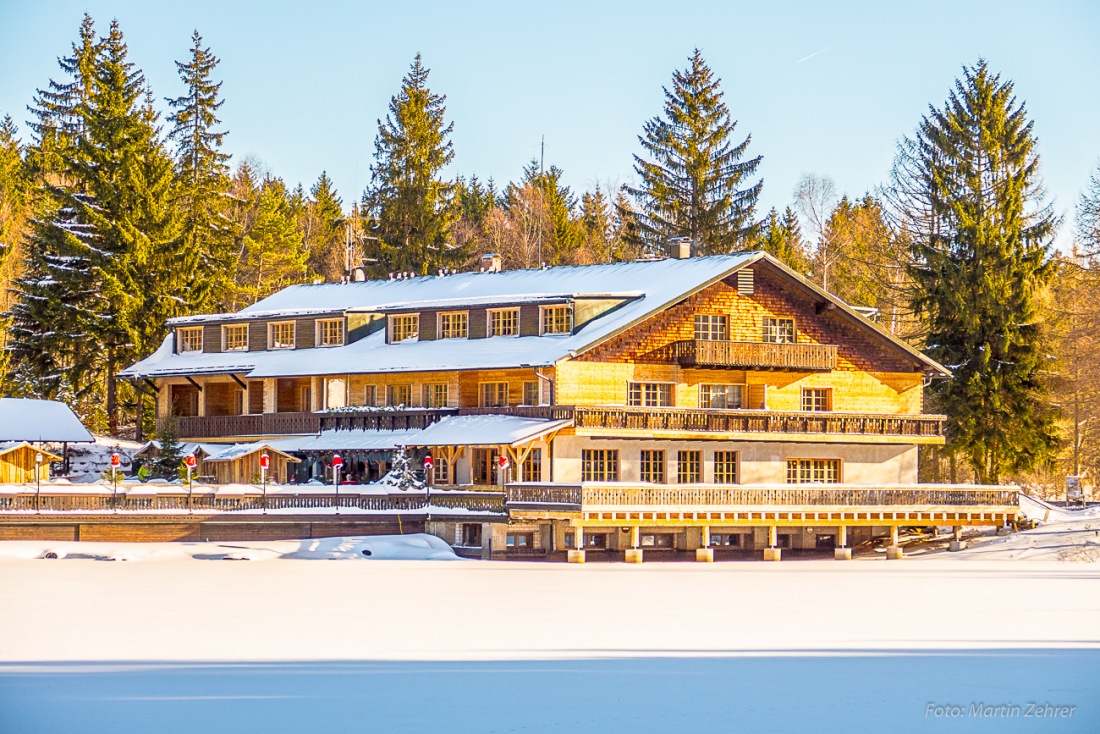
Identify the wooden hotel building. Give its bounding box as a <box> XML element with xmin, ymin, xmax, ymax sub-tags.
<box><xmin>120</xmin><ymin>251</ymin><xmax>1018</xmax><ymax>561</ymax></box>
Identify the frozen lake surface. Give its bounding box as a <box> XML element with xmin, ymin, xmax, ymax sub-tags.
<box><xmin>1</xmin><ymin>533</ymin><xmax>1097</xmax><ymax>732</ymax></box>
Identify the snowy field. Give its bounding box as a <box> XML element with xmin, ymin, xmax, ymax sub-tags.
<box><xmin>1</xmin><ymin>522</ymin><xmax>1098</xmax><ymax>732</ymax></box>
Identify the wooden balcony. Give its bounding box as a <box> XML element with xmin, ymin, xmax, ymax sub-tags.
<box><xmin>170</xmin><ymin>409</ymin><xmax>456</xmax><ymax>439</ymax></box>
<box><xmin>506</xmin><ymin>483</ymin><xmax>1019</xmax><ymax>518</ymax></box>
<box><xmin>664</xmin><ymin>340</ymin><xmax>838</xmax><ymax>370</ymax></box>
<box><xmin>570</xmin><ymin>406</ymin><xmax>943</xmax><ymax>441</ymax></box>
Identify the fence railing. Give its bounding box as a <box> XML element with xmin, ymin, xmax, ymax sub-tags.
<box><xmin>0</xmin><ymin>489</ymin><xmax>507</xmax><ymax>515</ymax></box>
<box><xmin>570</xmin><ymin>406</ymin><xmax>944</xmax><ymax>437</ymax></box>
<box><xmin>663</xmin><ymin>340</ymin><xmax>838</xmax><ymax>370</ymax></box>
<box><xmin>506</xmin><ymin>483</ymin><xmax>1018</xmax><ymax>511</ymax></box>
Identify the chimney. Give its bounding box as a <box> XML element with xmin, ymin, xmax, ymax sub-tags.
<box><xmin>667</xmin><ymin>237</ymin><xmax>692</xmax><ymax>259</ymax></box>
<box><xmin>480</xmin><ymin>253</ymin><xmax>503</xmax><ymax>272</ymax></box>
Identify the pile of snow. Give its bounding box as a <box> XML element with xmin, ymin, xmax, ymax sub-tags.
<box><xmin>64</xmin><ymin>436</ymin><xmax>141</xmax><ymax>481</ymax></box>
<box><xmin>0</xmin><ymin>533</ymin><xmax>459</xmax><ymax>563</ymax></box>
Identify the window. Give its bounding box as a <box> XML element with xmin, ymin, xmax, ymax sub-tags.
<box><xmin>433</xmin><ymin>457</ymin><xmax>451</xmax><ymax>485</ymax></box>
<box><xmin>640</xmin><ymin>450</ymin><xmax>665</xmax><ymax>483</ymax></box>
<box><xmin>677</xmin><ymin>450</ymin><xmax>702</xmax><ymax>484</ymax></box>
<box><xmin>390</xmin><ymin>314</ymin><xmax>419</xmax><ymax>343</ymax></box>
<box><xmin>506</xmin><ymin>532</ymin><xmax>534</xmax><ymax>549</ymax></box>
<box><xmin>641</xmin><ymin>533</ymin><xmax>674</xmax><ymax>548</ymax></box>
<box><xmin>700</xmin><ymin>384</ymin><xmax>743</xmax><ymax>409</ymax></box>
<box><xmin>480</xmin><ymin>382</ymin><xmax>508</xmax><ymax>408</ymax></box>
<box><xmin>356</xmin><ymin>385</ymin><xmax>377</xmax><ymax>407</ymax></box>
<box><xmin>178</xmin><ymin>327</ymin><xmax>203</xmax><ymax>353</ymax></box>
<box><xmin>269</xmin><ymin>321</ymin><xmax>295</xmax><ymax>350</ymax></box>
<box><xmin>317</xmin><ymin>319</ymin><xmax>344</xmax><ymax>347</ymax></box>
<box><xmin>438</xmin><ymin>311</ymin><xmax>468</xmax><ymax>339</ymax></box>
<box><xmin>541</xmin><ymin>305</ymin><xmax>572</xmax><ymax>335</ymax></box>
<box><xmin>526</xmin><ymin>448</ymin><xmax>542</xmax><ymax>482</ymax></box>
<box><xmin>387</xmin><ymin>384</ymin><xmax>412</xmax><ymax>407</ymax></box>
<box><xmin>222</xmin><ymin>324</ymin><xmax>248</xmax><ymax>351</ymax></box>
<box><xmin>714</xmin><ymin>451</ymin><xmax>739</xmax><ymax>484</ymax></box>
<box><xmin>801</xmin><ymin>388</ymin><xmax>832</xmax><ymax>412</ymax></box>
<box><xmin>787</xmin><ymin>459</ymin><xmax>841</xmax><ymax>484</ymax></box>
<box><xmin>459</xmin><ymin>523</ymin><xmax>482</xmax><ymax>547</ymax></box>
<box><xmin>324</xmin><ymin>377</ymin><xmax>347</xmax><ymax>409</ymax></box>
<box><xmin>710</xmin><ymin>533</ymin><xmax>742</xmax><ymax>547</ymax></box>
<box><xmin>489</xmin><ymin>308</ymin><xmax>519</xmax><ymax>337</ymax></box>
<box><xmin>762</xmin><ymin>317</ymin><xmax>796</xmax><ymax>344</ymax></box>
<box><xmin>694</xmin><ymin>314</ymin><xmax>728</xmax><ymax>341</ymax></box>
<box><xmin>565</xmin><ymin>533</ymin><xmax>607</xmax><ymax>549</ymax></box>
<box><xmin>628</xmin><ymin>382</ymin><xmax>673</xmax><ymax>407</ymax></box>
<box><xmin>582</xmin><ymin>449</ymin><xmax>619</xmax><ymax>482</ymax></box>
<box><xmin>423</xmin><ymin>383</ymin><xmax>449</xmax><ymax>408</ymax></box>
<box><xmin>522</xmin><ymin>381</ymin><xmax>540</xmax><ymax>406</ymax></box>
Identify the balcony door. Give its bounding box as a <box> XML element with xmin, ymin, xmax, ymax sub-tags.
<box><xmin>472</xmin><ymin>448</ymin><xmax>500</xmax><ymax>486</ymax></box>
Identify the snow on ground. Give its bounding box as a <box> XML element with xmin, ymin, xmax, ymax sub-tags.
<box><xmin>2</xmin><ymin>510</ymin><xmax>1098</xmax><ymax>731</ymax></box>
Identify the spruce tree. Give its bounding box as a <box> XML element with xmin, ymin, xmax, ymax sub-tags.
<box><xmin>153</xmin><ymin>414</ymin><xmax>184</xmax><ymax>480</ymax></box>
<box><xmin>235</xmin><ymin>179</ymin><xmax>308</xmax><ymax>303</ymax></box>
<box><xmin>362</xmin><ymin>54</ymin><xmax>465</xmax><ymax>276</ymax></box>
<box><xmin>888</xmin><ymin>60</ymin><xmax>1057</xmax><ymax>483</ymax></box>
<box><xmin>624</xmin><ymin>49</ymin><xmax>762</xmax><ymax>256</ymax></box>
<box><xmin>752</xmin><ymin>207</ymin><xmax>811</xmax><ymax>274</ymax></box>
<box><xmin>302</xmin><ymin>171</ymin><xmax>345</xmax><ymax>282</ymax></box>
<box><xmin>166</xmin><ymin>30</ymin><xmax>235</xmax><ymax>312</ymax></box>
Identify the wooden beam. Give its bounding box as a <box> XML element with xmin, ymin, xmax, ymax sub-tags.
<box><xmin>229</xmin><ymin>374</ymin><xmax>248</xmax><ymax>390</ymax></box>
<box><xmin>184</xmin><ymin>376</ymin><xmax>203</xmax><ymax>392</ymax></box>
<box><xmin>143</xmin><ymin>378</ymin><xmax>160</xmax><ymax>394</ymax></box>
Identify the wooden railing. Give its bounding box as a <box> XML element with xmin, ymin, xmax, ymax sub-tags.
<box><xmin>571</xmin><ymin>406</ymin><xmax>944</xmax><ymax>438</ymax></box>
<box><xmin>0</xmin><ymin>489</ymin><xmax>507</xmax><ymax>515</ymax></box>
<box><xmin>506</xmin><ymin>483</ymin><xmax>1018</xmax><ymax>511</ymax></box>
<box><xmin>659</xmin><ymin>340</ymin><xmax>838</xmax><ymax>370</ymax></box>
<box><xmin>168</xmin><ymin>405</ymin><xmax>942</xmax><ymax>440</ymax></box>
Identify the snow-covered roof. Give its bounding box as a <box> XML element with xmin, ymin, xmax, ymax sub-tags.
<box><xmin>0</xmin><ymin>441</ymin><xmax>62</xmax><ymax>460</ymax></box>
<box><xmin>0</xmin><ymin>398</ymin><xmax>95</xmax><ymax>443</ymax></box>
<box><xmin>203</xmin><ymin>443</ymin><xmax>301</xmax><ymax>463</ymax></box>
<box><xmin>122</xmin><ymin>255</ymin><xmax>760</xmax><ymax>379</ymax></box>
<box><xmin>412</xmin><ymin>415</ymin><xmax>571</xmax><ymax>447</ymax></box>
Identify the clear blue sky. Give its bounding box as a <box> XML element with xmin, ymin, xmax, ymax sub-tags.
<box><xmin>1</xmin><ymin>0</ymin><xmax>1097</xmax><ymax>245</ymax></box>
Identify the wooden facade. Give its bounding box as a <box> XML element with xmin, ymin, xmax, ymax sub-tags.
<box><xmin>0</xmin><ymin>443</ymin><xmax>60</xmax><ymax>484</ymax></box>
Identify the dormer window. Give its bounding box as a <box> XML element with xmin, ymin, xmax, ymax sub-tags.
<box><xmin>222</xmin><ymin>324</ymin><xmax>248</xmax><ymax>352</ymax></box>
<box><xmin>489</xmin><ymin>308</ymin><xmax>519</xmax><ymax>337</ymax></box>
<box><xmin>316</xmin><ymin>318</ymin><xmax>345</xmax><ymax>347</ymax></box>
<box><xmin>438</xmin><ymin>311</ymin><xmax>468</xmax><ymax>339</ymax></box>
<box><xmin>269</xmin><ymin>321</ymin><xmax>296</xmax><ymax>350</ymax></box>
<box><xmin>541</xmin><ymin>305</ymin><xmax>572</xmax><ymax>335</ymax></box>
<box><xmin>177</xmin><ymin>327</ymin><xmax>203</xmax><ymax>353</ymax></box>
<box><xmin>390</xmin><ymin>314</ymin><xmax>419</xmax><ymax>343</ymax></box>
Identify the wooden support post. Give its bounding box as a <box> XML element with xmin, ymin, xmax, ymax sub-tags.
<box><xmin>834</xmin><ymin>525</ymin><xmax>852</xmax><ymax>560</ymax></box>
<box><xmin>696</xmin><ymin>525</ymin><xmax>714</xmax><ymax>562</ymax></box>
<box><xmin>625</xmin><ymin>526</ymin><xmax>643</xmax><ymax>563</ymax></box>
<box><xmin>948</xmin><ymin>525</ymin><xmax>966</xmax><ymax>552</ymax></box>
<box><xmin>764</xmin><ymin>525</ymin><xmax>781</xmax><ymax>561</ymax></box>
<box><xmin>887</xmin><ymin>524</ymin><xmax>904</xmax><ymax>559</ymax></box>
<box><xmin>567</xmin><ymin>525</ymin><xmax>585</xmax><ymax>563</ymax></box>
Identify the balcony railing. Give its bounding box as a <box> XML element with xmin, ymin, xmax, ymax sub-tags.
<box><xmin>506</xmin><ymin>483</ymin><xmax>1019</xmax><ymax>512</ymax></box>
<box><xmin>167</xmin><ymin>405</ymin><xmax>942</xmax><ymax>441</ymax></box>
<box><xmin>0</xmin><ymin>488</ymin><xmax>507</xmax><ymax>515</ymax></box>
<box><xmin>571</xmin><ymin>406</ymin><xmax>943</xmax><ymax>438</ymax></box>
<box><xmin>660</xmin><ymin>340</ymin><xmax>838</xmax><ymax>370</ymax></box>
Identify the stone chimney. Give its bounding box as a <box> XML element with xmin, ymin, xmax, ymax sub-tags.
<box><xmin>667</xmin><ymin>237</ymin><xmax>692</xmax><ymax>259</ymax></box>
<box><xmin>481</xmin><ymin>253</ymin><xmax>503</xmax><ymax>272</ymax></box>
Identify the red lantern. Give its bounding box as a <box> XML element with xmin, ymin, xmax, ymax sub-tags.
<box><xmin>498</xmin><ymin>455</ymin><xmax>510</xmax><ymax>469</ymax></box>
<box><xmin>259</xmin><ymin>453</ymin><xmax>270</xmax><ymax>471</ymax></box>
<box><xmin>184</xmin><ymin>454</ymin><xmax>196</xmax><ymax>468</ymax></box>
<box><xmin>423</xmin><ymin>455</ymin><xmax>434</xmax><ymax>471</ymax></box>
<box><xmin>332</xmin><ymin>453</ymin><xmax>343</xmax><ymax>468</ymax></box>
<box><xmin>110</xmin><ymin>453</ymin><xmax>120</xmax><ymax>468</ymax></box>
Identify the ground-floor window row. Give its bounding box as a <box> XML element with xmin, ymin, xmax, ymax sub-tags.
<box><xmin>581</xmin><ymin>450</ymin><xmax>841</xmax><ymax>484</ymax></box>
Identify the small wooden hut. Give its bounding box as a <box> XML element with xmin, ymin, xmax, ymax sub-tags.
<box><xmin>203</xmin><ymin>443</ymin><xmax>300</xmax><ymax>485</ymax></box>
<box><xmin>0</xmin><ymin>442</ymin><xmax>62</xmax><ymax>484</ymax></box>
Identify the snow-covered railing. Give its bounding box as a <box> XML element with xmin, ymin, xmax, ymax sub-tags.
<box><xmin>506</xmin><ymin>483</ymin><xmax>1018</xmax><ymax>511</ymax></box>
<box><xmin>0</xmin><ymin>489</ymin><xmax>507</xmax><ymax>515</ymax></box>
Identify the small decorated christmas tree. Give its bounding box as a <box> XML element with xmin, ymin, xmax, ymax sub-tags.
<box><xmin>377</xmin><ymin>446</ymin><xmax>425</xmax><ymax>492</ymax></box>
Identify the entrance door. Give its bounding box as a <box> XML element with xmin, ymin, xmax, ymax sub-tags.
<box><xmin>472</xmin><ymin>448</ymin><xmax>500</xmax><ymax>485</ymax></box>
